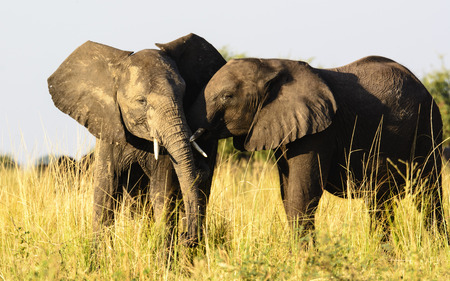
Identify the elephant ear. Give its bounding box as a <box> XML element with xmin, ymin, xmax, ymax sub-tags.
<box><xmin>48</xmin><ymin>41</ymin><xmax>133</xmax><ymax>144</ymax></box>
<box><xmin>244</xmin><ymin>61</ymin><xmax>337</xmax><ymax>151</ymax></box>
<box><xmin>156</xmin><ymin>33</ymin><xmax>226</xmax><ymax>107</ymax></box>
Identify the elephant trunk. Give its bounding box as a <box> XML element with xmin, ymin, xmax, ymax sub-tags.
<box><xmin>155</xmin><ymin>99</ymin><xmax>202</xmax><ymax>245</ymax></box>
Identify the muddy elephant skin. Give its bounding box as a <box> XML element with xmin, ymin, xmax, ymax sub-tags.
<box><xmin>48</xmin><ymin>34</ymin><xmax>226</xmax><ymax>244</ymax></box>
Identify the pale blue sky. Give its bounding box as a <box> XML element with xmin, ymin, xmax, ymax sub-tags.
<box><xmin>1</xmin><ymin>0</ymin><xmax>449</xmax><ymax>164</ymax></box>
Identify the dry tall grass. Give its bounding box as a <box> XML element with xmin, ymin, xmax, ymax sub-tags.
<box><xmin>0</xmin><ymin>149</ymin><xmax>449</xmax><ymax>280</ymax></box>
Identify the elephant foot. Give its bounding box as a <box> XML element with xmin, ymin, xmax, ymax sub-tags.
<box><xmin>180</xmin><ymin>231</ymin><xmax>200</xmax><ymax>248</ymax></box>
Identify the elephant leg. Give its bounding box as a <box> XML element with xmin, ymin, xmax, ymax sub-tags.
<box><xmin>422</xmin><ymin>172</ymin><xmax>447</xmax><ymax>236</ymax></box>
<box><xmin>365</xmin><ymin>190</ymin><xmax>394</xmax><ymax>242</ymax></box>
<box><xmin>146</xmin><ymin>156</ymin><xmax>180</xmax><ymax>248</ymax></box>
<box><xmin>118</xmin><ymin>162</ymin><xmax>151</xmax><ymax>218</ymax></box>
<box><xmin>275</xmin><ymin>129</ymin><xmax>334</xmax><ymax>236</ymax></box>
<box><xmin>274</xmin><ymin>149</ymin><xmax>289</xmax><ymax>202</ymax></box>
<box><xmin>413</xmin><ymin>108</ymin><xmax>448</xmax><ymax>238</ymax></box>
<box><xmin>415</xmin><ymin>182</ymin><xmax>448</xmax><ymax>237</ymax></box>
<box><xmin>148</xmin><ymin>156</ymin><xmax>178</xmax><ymax>223</ymax></box>
<box><xmin>92</xmin><ymin>140</ymin><xmax>118</xmax><ymax>234</ymax></box>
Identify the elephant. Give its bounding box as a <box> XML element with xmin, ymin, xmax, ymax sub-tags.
<box><xmin>38</xmin><ymin>155</ymin><xmax>77</xmax><ymax>173</ymax></box>
<box><xmin>77</xmin><ymin>152</ymin><xmax>95</xmax><ymax>172</ymax></box>
<box><xmin>48</xmin><ymin>33</ymin><xmax>226</xmax><ymax>244</ymax></box>
<box><xmin>189</xmin><ymin>56</ymin><xmax>446</xmax><ymax>240</ymax></box>
<box><xmin>35</xmin><ymin>153</ymin><xmax>93</xmax><ymax>175</ymax></box>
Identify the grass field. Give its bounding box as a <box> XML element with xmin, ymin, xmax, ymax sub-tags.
<box><xmin>0</xmin><ymin>148</ymin><xmax>449</xmax><ymax>280</ymax></box>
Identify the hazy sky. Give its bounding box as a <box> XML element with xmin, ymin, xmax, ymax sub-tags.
<box><xmin>1</xmin><ymin>0</ymin><xmax>449</xmax><ymax>164</ymax></box>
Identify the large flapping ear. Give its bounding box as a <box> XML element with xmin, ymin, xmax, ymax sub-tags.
<box><xmin>48</xmin><ymin>41</ymin><xmax>133</xmax><ymax>144</ymax></box>
<box><xmin>244</xmin><ymin>60</ymin><xmax>337</xmax><ymax>151</ymax></box>
<box><xmin>156</xmin><ymin>33</ymin><xmax>226</xmax><ymax>107</ymax></box>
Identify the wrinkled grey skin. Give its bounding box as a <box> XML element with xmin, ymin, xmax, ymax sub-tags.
<box><xmin>190</xmin><ymin>56</ymin><xmax>446</xmax><ymax>239</ymax></box>
<box><xmin>48</xmin><ymin>34</ymin><xmax>225</xmax><ymax>244</ymax></box>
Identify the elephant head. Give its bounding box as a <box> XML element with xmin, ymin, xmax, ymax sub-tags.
<box><xmin>48</xmin><ymin>33</ymin><xmax>225</xmax><ymax>243</ymax></box>
<box><xmin>190</xmin><ymin>58</ymin><xmax>337</xmax><ymax>151</ymax></box>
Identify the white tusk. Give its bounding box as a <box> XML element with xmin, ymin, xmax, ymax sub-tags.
<box><xmin>154</xmin><ymin>139</ymin><xmax>159</xmax><ymax>160</ymax></box>
<box><xmin>192</xmin><ymin>141</ymin><xmax>208</xmax><ymax>158</ymax></box>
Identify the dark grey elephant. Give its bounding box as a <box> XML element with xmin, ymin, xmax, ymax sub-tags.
<box><xmin>189</xmin><ymin>56</ymin><xmax>446</xmax><ymax>239</ymax></box>
<box><xmin>48</xmin><ymin>34</ymin><xmax>226</xmax><ymax>244</ymax></box>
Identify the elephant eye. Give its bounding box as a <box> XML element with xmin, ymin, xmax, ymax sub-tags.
<box><xmin>221</xmin><ymin>92</ymin><xmax>233</xmax><ymax>102</ymax></box>
<box><xmin>135</xmin><ymin>96</ymin><xmax>147</xmax><ymax>106</ymax></box>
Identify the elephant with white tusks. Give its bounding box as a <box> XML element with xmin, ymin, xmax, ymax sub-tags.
<box><xmin>48</xmin><ymin>33</ymin><xmax>226</xmax><ymax>245</ymax></box>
